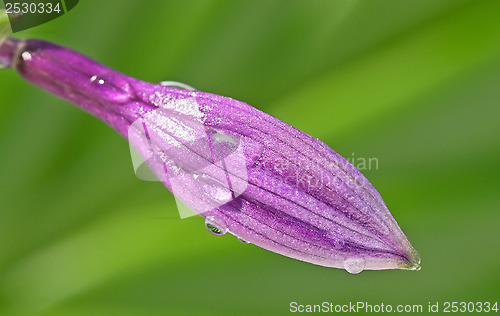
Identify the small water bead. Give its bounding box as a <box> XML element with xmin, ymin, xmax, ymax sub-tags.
<box><xmin>159</xmin><ymin>81</ymin><xmax>196</xmax><ymax>91</ymax></box>
<box><xmin>209</xmin><ymin>129</ymin><xmax>239</xmax><ymax>145</ymax></box>
<box><xmin>90</xmin><ymin>73</ymin><xmax>136</xmax><ymax>104</ymax></box>
<box><xmin>343</xmin><ymin>257</ymin><xmax>365</xmax><ymax>274</ymax></box>
<box><xmin>197</xmin><ymin>173</ymin><xmax>233</xmax><ymax>204</ymax></box>
<box><xmin>21</xmin><ymin>51</ymin><xmax>32</xmax><ymax>61</ymax></box>
<box><xmin>409</xmin><ymin>262</ymin><xmax>421</xmax><ymax>271</ymax></box>
<box><xmin>206</xmin><ymin>222</ymin><xmax>224</xmax><ymax>235</ymax></box>
<box><xmin>207</xmin><ymin>129</ymin><xmax>240</xmax><ymax>162</ymax></box>
<box><xmin>205</xmin><ymin>216</ymin><xmax>228</xmax><ymax>236</ymax></box>
<box><xmin>238</xmin><ymin>237</ymin><xmax>250</xmax><ymax>244</ymax></box>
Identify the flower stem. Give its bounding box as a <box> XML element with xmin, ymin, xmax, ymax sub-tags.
<box><xmin>0</xmin><ymin>10</ymin><xmax>10</xmax><ymax>42</ymax></box>
<box><xmin>0</xmin><ymin>9</ymin><xmax>23</xmax><ymax>41</ymax></box>
<box><xmin>0</xmin><ymin>9</ymin><xmax>24</xmax><ymax>68</ymax></box>
<box><xmin>0</xmin><ymin>37</ymin><xmax>21</xmax><ymax>68</ymax></box>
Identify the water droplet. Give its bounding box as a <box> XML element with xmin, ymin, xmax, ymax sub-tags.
<box><xmin>343</xmin><ymin>257</ymin><xmax>365</xmax><ymax>274</ymax></box>
<box><xmin>410</xmin><ymin>263</ymin><xmax>421</xmax><ymax>271</ymax></box>
<box><xmin>209</xmin><ymin>130</ymin><xmax>238</xmax><ymax>145</ymax></box>
<box><xmin>159</xmin><ymin>81</ymin><xmax>196</xmax><ymax>91</ymax></box>
<box><xmin>207</xmin><ymin>130</ymin><xmax>240</xmax><ymax>163</ymax></box>
<box><xmin>205</xmin><ymin>216</ymin><xmax>228</xmax><ymax>236</ymax></box>
<box><xmin>197</xmin><ymin>174</ymin><xmax>233</xmax><ymax>204</ymax></box>
<box><xmin>90</xmin><ymin>73</ymin><xmax>136</xmax><ymax>104</ymax></box>
<box><xmin>21</xmin><ymin>51</ymin><xmax>32</xmax><ymax>61</ymax></box>
<box><xmin>238</xmin><ymin>237</ymin><xmax>250</xmax><ymax>244</ymax></box>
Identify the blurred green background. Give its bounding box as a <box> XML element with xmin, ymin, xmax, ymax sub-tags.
<box><xmin>1</xmin><ymin>0</ymin><xmax>499</xmax><ymax>315</ymax></box>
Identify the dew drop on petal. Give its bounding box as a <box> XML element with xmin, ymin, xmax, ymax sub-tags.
<box><xmin>343</xmin><ymin>257</ymin><xmax>365</xmax><ymax>274</ymax></box>
<box><xmin>90</xmin><ymin>73</ymin><xmax>136</xmax><ymax>104</ymax></box>
<box><xmin>197</xmin><ymin>174</ymin><xmax>233</xmax><ymax>204</ymax></box>
<box><xmin>409</xmin><ymin>263</ymin><xmax>421</xmax><ymax>271</ymax></box>
<box><xmin>205</xmin><ymin>216</ymin><xmax>228</xmax><ymax>236</ymax></box>
<box><xmin>238</xmin><ymin>237</ymin><xmax>250</xmax><ymax>244</ymax></box>
<box><xmin>21</xmin><ymin>51</ymin><xmax>32</xmax><ymax>61</ymax></box>
<box><xmin>159</xmin><ymin>81</ymin><xmax>196</xmax><ymax>91</ymax></box>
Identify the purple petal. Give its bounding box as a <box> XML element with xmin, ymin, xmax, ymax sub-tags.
<box><xmin>0</xmin><ymin>38</ymin><xmax>420</xmax><ymax>273</ymax></box>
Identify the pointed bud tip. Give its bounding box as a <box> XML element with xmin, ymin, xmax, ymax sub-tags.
<box><xmin>400</xmin><ymin>249</ymin><xmax>421</xmax><ymax>271</ymax></box>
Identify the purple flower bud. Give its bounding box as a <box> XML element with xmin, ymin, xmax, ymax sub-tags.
<box><xmin>0</xmin><ymin>38</ymin><xmax>420</xmax><ymax>273</ymax></box>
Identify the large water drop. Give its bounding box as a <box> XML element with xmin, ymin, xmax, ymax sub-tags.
<box><xmin>205</xmin><ymin>216</ymin><xmax>228</xmax><ymax>236</ymax></box>
<box><xmin>343</xmin><ymin>257</ymin><xmax>365</xmax><ymax>274</ymax></box>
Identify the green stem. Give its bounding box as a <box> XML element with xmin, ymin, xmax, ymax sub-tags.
<box><xmin>0</xmin><ymin>10</ymin><xmax>23</xmax><ymax>46</ymax></box>
<box><xmin>0</xmin><ymin>10</ymin><xmax>11</xmax><ymax>46</ymax></box>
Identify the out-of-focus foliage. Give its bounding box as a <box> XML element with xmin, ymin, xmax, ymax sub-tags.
<box><xmin>0</xmin><ymin>1</ymin><xmax>499</xmax><ymax>315</ymax></box>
